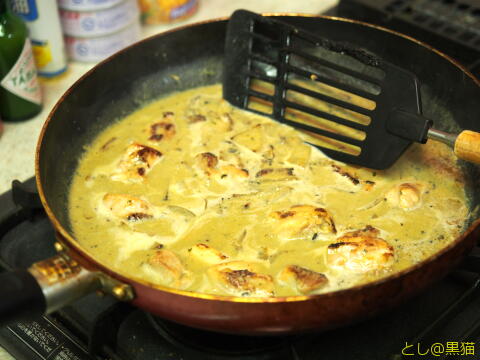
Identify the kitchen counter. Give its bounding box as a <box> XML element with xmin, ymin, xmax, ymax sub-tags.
<box><xmin>0</xmin><ymin>0</ymin><xmax>338</xmax><ymax>195</ymax></box>
<box><xmin>0</xmin><ymin>1</ymin><xmax>338</xmax><ymax>359</ymax></box>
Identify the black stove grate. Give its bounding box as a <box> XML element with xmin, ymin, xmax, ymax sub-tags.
<box><xmin>337</xmin><ymin>0</ymin><xmax>480</xmax><ymax>77</ymax></box>
<box><xmin>1</xmin><ymin>178</ymin><xmax>480</xmax><ymax>359</ymax></box>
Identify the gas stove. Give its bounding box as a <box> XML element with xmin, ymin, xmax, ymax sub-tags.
<box><xmin>1</xmin><ymin>1</ymin><xmax>480</xmax><ymax>359</ymax></box>
<box><xmin>2</xmin><ymin>178</ymin><xmax>480</xmax><ymax>359</ymax></box>
<box><xmin>336</xmin><ymin>0</ymin><xmax>480</xmax><ymax>78</ymax></box>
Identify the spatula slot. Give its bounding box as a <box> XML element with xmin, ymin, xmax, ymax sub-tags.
<box><xmin>251</xmin><ymin>37</ymin><xmax>280</xmax><ymax>65</ymax></box>
<box><xmin>280</xmin><ymin>116</ymin><xmax>364</xmax><ymax>147</ymax></box>
<box><xmin>285</xmin><ymin>88</ymin><xmax>371</xmax><ymax>126</ymax></box>
<box><xmin>250</xmin><ymin>78</ymin><xmax>275</xmax><ymax>96</ymax></box>
<box><xmin>299</xmin><ymin>130</ymin><xmax>362</xmax><ymax>156</ymax></box>
<box><xmin>285</xmin><ymin>82</ymin><xmax>372</xmax><ymax>116</ymax></box>
<box><xmin>284</xmin><ymin>98</ymin><xmax>368</xmax><ymax>132</ymax></box>
<box><xmin>284</xmin><ymin>104</ymin><xmax>366</xmax><ymax>141</ymax></box>
<box><xmin>252</xmin><ymin>20</ymin><xmax>283</xmax><ymax>42</ymax></box>
<box><xmin>250</xmin><ymin>59</ymin><xmax>278</xmax><ymax>79</ymax></box>
<box><xmin>247</xmin><ymin>79</ymin><xmax>274</xmax><ymax>115</ymax></box>
<box><xmin>288</xmin><ymin>52</ymin><xmax>382</xmax><ymax>96</ymax></box>
<box><xmin>289</xmin><ymin>34</ymin><xmax>386</xmax><ymax>81</ymax></box>
<box><xmin>247</xmin><ymin>95</ymin><xmax>274</xmax><ymax>115</ymax></box>
<box><xmin>286</xmin><ymin>63</ymin><xmax>377</xmax><ymax>102</ymax></box>
<box><xmin>249</xmin><ymin>53</ymin><xmax>276</xmax><ymax>67</ymax></box>
<box><xmin>287</xmin><ymin>72</ymin><xmax>377</xmax><ymax>111</ymax></box>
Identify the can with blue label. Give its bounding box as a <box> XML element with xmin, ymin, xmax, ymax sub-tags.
<box><xmin>10</xmin><ymin>0</ymin><xmax>68</xmax><ymax>77</ymax></box>
<box><xmin>59</xmin><ymin>0</ymin><xmax>139</xmax><ymax>37</ymax></box>
<box><xmin>58</xmin><ymin>0</ymin><xmax>124</xmax><ymax>11</ymax></box>
<box><xmin>65</xmin><ymin>20</ymin><xmax>141</xmax><ymax>62</ymax></box>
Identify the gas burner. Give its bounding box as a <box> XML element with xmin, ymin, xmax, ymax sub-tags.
<box><xmin>1</xmin><ymin>175</ymin><xmax>480</xmax><ymax>359</ymax></box>
<box><xmin>146</xmin><ymin>314</ymin><xmax>294</xmax><ymax>358</ymax></box>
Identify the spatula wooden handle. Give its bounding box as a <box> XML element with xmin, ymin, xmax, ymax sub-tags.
<box><xmin>454</xmin><ymin>130</ymin><xmax>480</xmax><ymax>164</ymax></box>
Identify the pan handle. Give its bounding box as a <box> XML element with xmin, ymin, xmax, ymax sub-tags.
<box><xmin>0</xmin><ymin>249</ymin><xmax>135</xmax><ymax>326</ymax></box>
<box><xmin>453</xmin><ymin>130</ymin><xmax>480</xmax><ymax>165</ymax></box>
<box><xmin>0</xmin><ymin>270</ymin><xmax>47</xmax><ymax>325</ymax></box>
<box><xmin>428</xmin><ymin>129</ymin><xmax>480</xmax><ymax>164</ymax></box>
<box><xmin>0</xmin><ymin>254</ymin><xmax>101</xmax><ymax>326</ymax></box>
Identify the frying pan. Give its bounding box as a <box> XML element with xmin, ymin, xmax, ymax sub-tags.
<box><xmin>1</xmin><ymin>14</ymin><xmax>480</xmax><ymax>335</ymax></box>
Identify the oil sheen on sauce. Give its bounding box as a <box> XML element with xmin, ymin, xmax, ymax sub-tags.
<box><xmin>69</xmin><ymin>84</ymin><xmax>469</xmax><ymax>297</ymax></box>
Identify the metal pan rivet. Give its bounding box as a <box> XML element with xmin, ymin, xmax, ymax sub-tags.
<box><xmin>112</xmin><ymin>284</ymin><xmax>129</xmax><ymax>300</ymax></box>
<box><xmin>54</xmin><ymin>242</ymin><xmax>65</xmax><ymax>252</ymax></box>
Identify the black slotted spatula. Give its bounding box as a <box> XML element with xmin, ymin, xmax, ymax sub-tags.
<box><xmin>223</xmin><ymin>10</ymin><xmax>480</xmax><ymax>170</ymax></box>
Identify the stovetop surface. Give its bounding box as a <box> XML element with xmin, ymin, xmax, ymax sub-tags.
<box><xmin>1</xmin><ymin>175</ymin><xmax>480</xmax><ymax>360</ymax></box>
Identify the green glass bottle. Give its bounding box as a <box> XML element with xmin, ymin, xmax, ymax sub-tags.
<box><xmin>0</xmin><ymin>0</ymin><xmax>42</xmax><ymax>121</ymax></box>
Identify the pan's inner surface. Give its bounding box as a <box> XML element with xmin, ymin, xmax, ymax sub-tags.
<box><xmin>68</xmin><ymin>81</ymin><xmax>471</xmax><ymax>297</ymax></box>
<box><xmin>38</xmin><ymin>17</ymin><xmax>480</xmax><ymax>297</ymax></box>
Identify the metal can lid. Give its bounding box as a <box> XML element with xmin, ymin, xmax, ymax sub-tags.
<box><xmin>59</xmin><ymin>0</ymin><xmax>139</xmax><ymax>37</ymax></box>
<box><xmin>58</xmin><ymin>0</ymin><xmax>124</xmax><ymax>12</ymax></box>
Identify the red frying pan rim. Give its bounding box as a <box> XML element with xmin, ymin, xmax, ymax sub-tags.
<box><xmin>35</xmin><ymin>13</ymin><xmax>480</xmax><ymax>303</ymax></box>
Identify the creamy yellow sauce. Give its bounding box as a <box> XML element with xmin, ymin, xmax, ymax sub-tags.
<box><xmin>69</xmin><ymin>84</ymin><xmax>469</xmax><ymax>297</ymax></box>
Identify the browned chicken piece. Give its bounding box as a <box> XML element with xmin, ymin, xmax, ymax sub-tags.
<box><xmin>148</xmin><ymin>112</ymin><xmax>176</xmax><ymax>142</ymax></box>
<box><xmin>326</xmin><ymin>226</ymin><xmax>394</xmax><ymax>272</ymax></box>
<box><xmin>196</xmin><ymin>152</ymin><xmax>218</xmax><ymax>176</ymax></box>
<box><xmin>103</xmin><ymin>193</ymin><xmax>153</xmax><ymax>221</ymax></box>
<box><xmin>255</xmin><ymin>168</ymin><xmax>297</xmax><ymax>181</ymax></box>
<box><xmin>208</xmin><ymin>261</ymin><xmax>274</xmax><ymax>297</ymax></box>
<box><xmin>278</xmin><ymin>265</ymin><xmax>328</xmax><ymax>294</ymax></box>
<box><xmin>195</xmin><ymin>152</ymin><xmax>249</xmax><ymax>178</ymax></box>
<box><xmin>149</xmin><ymin>249</ymin><xmax>186</xmax><ymax>285</ymax></box>
<box><xmin>189</xmin><ymin>243</ymin><xmax>229</xmax><ymax>265</ymax></box>
<box><xmin>112</xmin><ymin>143</ymin><xmax>162</xmax><ymax>182</ymax></box>
<box><xmin>148</xmin><ymin>249</ymin><xmax>187</xmax><ymax>287</ymax></box>
<box><xmin>270</xmin><ymin>205</ymin><xmax>336</xmax><ymax>239</ymax></box>
<box><xmin>385</xmin><ymin>183</ymin><xmax>423</xmax><ymax>210</ymax></box>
